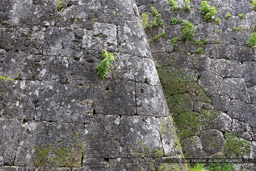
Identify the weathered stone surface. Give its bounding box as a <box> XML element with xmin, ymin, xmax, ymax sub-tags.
<box><xmin>243</xmin><ymin>62</ymin><xmax>256</xmax><ymax>88</ymax></box>
<box><xmin>228</xmin><ymin>100</ymin><xmax>256</xmax><ymax>128</ymax></box>
<box><xmin>248</xmin><ymin>86</ymin><xmax>256</xmax><ymax>104</ymax></box>
<box><xmin>218</xmin><ymin>78</ymin><xmax>251</xmax><ymax>103</ymax></box>
<box><xmin>182</xmin><ymin>136</ymin><xmax>207</xmax><ymax>158</ymax></box>
<box><xmin>120</xmin><ymin>116</ymin><xmax>163</xmax><ymax>157</ymax></box>
<box><xmin>209</xmin><ymin>59</ymin><xmax>244</xmax><ymax>78</ymax></box>
<box><xmin>2</xmin><ymin>0</ymin><xmax>256</xmax><ymax>169</ymax></box>
<box><xmin>203</xmin><ymin>110</ymin><xmax>232</xmax><ymax>132</ymax></box>
<box><xmin>198</xmin><ymin>71</ymin><xmax>223</xmax><ymax>96</ymax></box>
<box><xmin>232</xmin><ymin>119</ymin><xmax>253</xmax><ymax>141</ymax></box>
<box><xmin>138</xmin><ymin>0</ymin><xmax>256</xmax><ymax>169</ymax></box>
<box><xmin>84</xmin><ymin>115</ymin><xmax>120</xmax><ymax>159</ymax></box>
<box><xmin>0</xmin><ymin>0</ymin><xmax>185</xmax><ymax>170</ymax></box>
<box><xmin>136</xmin><ymin>83</ymin><xmax>168</xmax><ymax>116</ymax></box>
<box><xmin>93</xmin><ymin>80</ymin><xmax>136</xmax><ymax>115</ymax></box>
<box><xmin>211</xmin><ymin>92</ymin><xmax>231</xmax><ymax>112</ymax></box>
<box><xmin>200</xmin><ymin>129</ymin><xmax>225</xmax><ymax>155</ymax></box>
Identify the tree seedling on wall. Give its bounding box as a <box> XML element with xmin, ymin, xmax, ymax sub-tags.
<box><xmin>153</xmin><ymin>32</ymin><xmax>168</xmax><ymax>41</ymax></box>
<box><xmin>182</xmin><ymin>20</ymin><xmax>196</xmax><ymax>40</ymax></box>
<box><xmin>252</xmin><ymin>0</ymin><xmax>256</xmax><ymax>10</ymax></box>
<box><xmin>169</xmin><ymin>0</ymin><xmax>179</xmax><ymax>11</ymax></box>
<box><xmin>200</xmin><ymin>1</ymin><xmax>217</xmax><ymax>22</ymax></box>
<box><xmin>252</xmin><ymin>24</ymin><xmax>256</xmax><ymax>31</ymax></box>
<box><xmin>233</xmin><ymin>26</ymin><xmax>243</xmax><ymax>32</ymax></box>
<box><xmin>141</xmin><ymin>12</ymin><xmax>150</xmax><ymax>28</ymax></box>
<box><xmin>247</xmin><ymin>32</ymin><xmax>256</xmax><ymax>48</ymax></box>
<box><xmin>238</xmin><ymin>13</ymin><xmax>244</xmax><ymax>19</ymax></box>
<box><xmin>225</xmin><ymin>13</ymin><xmax>232</xmax><ymax>19</ymax></box>
<box><xmin>182</xmin><ymin>0</ymin><xmax>191</xmax><ymax>11</ymax></box>
<box><xmin>96</xmin><ymin>50</ymin><xmax>115</xmax><ymax>79</ymax></box>
<box><xmin>151</xmin><ymin>7</ymin><xmax>164</xmax><ymax>27</ymax></box>
<box><xmin>216</xmin><ymin>29</ymin><xmax>222</xmax><ymax>34</ymax></box>
<box><xmin>57</xmin><ymin>0</ymin><xmax>65</xmax><ymax>12</ymax></box>
<box><xmin>170</xmin><ymin>17</ymin><xmax>183</xmax><ymax>25</ymax></box>
<box><xmin>171</xmin><ymin>37</ymin><xmax>179</xmax><ymax>48</ymax></box>
<box><xmin>215</xmin><ymin>18</ymin><xmax>221</xmax><ymax>25</ymax></box>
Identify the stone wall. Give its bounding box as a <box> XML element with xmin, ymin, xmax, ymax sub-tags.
<box><xmin>136</xmin><ymin>0</ymin><xmax>256</xmax><ymax>170</ymax></box>
<box><xmin>0</xmin><ymin>0</ymin><xmax>185</xmax><ymax>170</ymax></box>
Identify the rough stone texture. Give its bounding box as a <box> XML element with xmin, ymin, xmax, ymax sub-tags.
<box><xmin>200</xmin><ymin>129</ymin><xmax>225</xmax><ymax>155</ymax></box>
<box><xmin>0</xmin><ymin>0</ymin><xmax>185</xmax><ymax>170</ymax></box>
<box><xmin>137</xmin><ymin>0</ymin><xmax>256</xmax><ymax>169</ymax></box>
<box><xmin>2</xmin><ymin>0</ymin><xmax>256</xmax><ymax>170</ymax></box>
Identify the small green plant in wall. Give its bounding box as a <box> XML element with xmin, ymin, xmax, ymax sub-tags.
<box><xmin>247</xmin><ymin>32</ymin><xmax>256</xmax><ymax>48</ymax></box>
<box><xmin>194</xmin><ymin>39</ymin><xmax>206</xmax><ymax>54</ymax></box>
<box><xmin>200</xmin><ymin>1</ymin><xmax>217</xmax><ymax>22</ymax></box>
<box><xmin>194</xmin><ymin>39</ymin><xmax>206</xmax><ymax>47</ymax></box>
<box><xmin>252</xmin><ymin>0</ymin><xmax>256</xmax><ymax>10</ymax></box>
<box><xmin>151</xmin><ymin>7</ymin><xmax>164</xmax><ymax>27</ymax></box>
<box><xmin>216</xmin><ymin>29</ymin><xmax>222</xmax><ymax>34</ymax></box>
<box><xmin>74</xmin><ymin>16</ymin><xmax>78</xmax><ymax>23</ymax></box>
<box><xmin>56</xmin><ymin>0</ymin><xmax>65</xmax><ymax>12</ymax></box>
<box><xmin>252</xmin><ymin>24</ymin><xmax>256</xmax><ymax>31</ymax></box>
<box><xmin>182</xmin><ymin>20</ymin><xmax>196</xmax><ymax>40</ymax></box>
<box><xmin>196</xmin><ymin>47</ymin><xmax>204</xmax><ymax>54</ymax></box>
<box><xmin>225</xmin><ymin>13</ymin><xmax>232</xmax><ymax>19</ymax></box>
<box><xmin>153</xmin><ymin>32</ymin><xmax>168</xmax><ymax>41</ymax></box>
<box><xmin>96</xmin><ymin>50</ymin><xmax>115</xmax><ymax>79</ymax></box>
<box><xmin>141</xmin><ymin>13</ymin><xmax>150</xmax><ymax>28</ymax></box>
<box><xmin>182</xmin><ymin>0</ymin><xmax>190</xmax><ymax>11</ymax></box>
<box><xmin>169</xmin><ymin>0</ymin><xmax>179</xmax><ymax>11</ymax></box>
<box><xmin>170</xmin><ymin>17</ymin><xmax>183</xmax><ymax>25</ymax></box>
<box><xmin>0</xmin><ymin>76</ymin><xmax>14</xmax><ymax>81</ymax></box>
<box><xmin>171</xmin><ymin>37</ymin><xmax>179</xmax><ymax>48</ymax></box>
<box><xmin>214</xmin><ymin>18</ymin><xmax>221</xmax><ymax>25</ymax></box>
<box><xmin>233</xmin><ymin>26</ymin><xmax>243</xmax><ymax>32</ymax></box>
<box><xmin>238</xmin><ymin>13</ymin><xmax>245</xmax><ymax>19</ymax></box>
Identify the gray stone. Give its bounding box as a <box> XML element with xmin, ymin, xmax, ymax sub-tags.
<box><xmin>84</xmin><ymin>115</ymin><xmax>120</xmax><ymax>159</ymax></box>
<box><xmin>232</xmin><ymin>119</ymin><xmax>252</xmax><ymax>141</ymax></box>
<box><xmin>120</xmin><ymin>116</ymin><xmax>162</xmax><ymax>158</ymax></box>
<box><xmin>228</xmin><ymin>100</ymin><xmax>256</xmax><ymax>128</ymax></box>
<box><xmin>182</xmin><ymin>136</ymin><xmax>207</xmax><ymax>158</ymax></box>
<box><xmin>209</xmin><ymin>59</ymin><xmax>244</xmax><ymax>78</ymax></box>
<box><xmin>243</xmin><ymin>62</ymin><xmax>256</xmax><ymax>88</ymax></box>
<box><xmin>200</xmin><ymin>129</ymin><xmax>225</xmax><ymax>155</ymax></box>
<box><xmin>198</xmin><ymin>71</ymin><xmax>223</xmax><ymax>96</ymax></box>
<box><xmin>203</xmin><ymin>110</ymin><xmax>232</xmax><ymax>132</ymax></box>
<box><xmin>218</xmin><ymin>78</ymin><xmax>251</xmax><ymax>103</ymax></box>
<box><xmin>136</xmin><ymin>83</ymin><xmax>168</xmax><ymax>116</ymax></box>
<box><xmin>0</xmin><ymin>0</ymin><xmax>185</xmax><ymax>170</ymax></box>
<box><xmin>248</xmin><ymin>86</ymin><xmax>256</xmax><ymax>104</ymax></box>
<box><xmin>211</xmin><ymin>92</ymin><xmax>231</xmax><ymax>112</ymax></box>
<box><xmin>92</xmin><ymin>80</ymin><xmax>136</xmax><ymax>115</ymax></box>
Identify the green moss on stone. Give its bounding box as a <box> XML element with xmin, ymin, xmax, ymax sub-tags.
<box><xmin>158</xmin><ymin>67</ymin><xmax>199</xmax><ymax>96</ymax></box>
<box><xmin>224</xmin><ymin>133</ymin><xmax>251</xmax><ymax>158</ymax></box>
<box><xmin>200</xmin><ymin>110</ymin><xmax>216</xmax><ymax>121</ymax></box>
<box><xmin>186</xmin><ymin>82</ymin><xmax>211</xmax><ymax>103</ymax></box>
<box><xmin>175</xmin><ymin>112</ymin><xmax>202</xmax><ymax>139</ymax></box>
<box><xmin>33</xmin><ymin>140</ymin><xmax>83</xmax><ymax>168</ymax></box>
<box><xmin>167</xmin><ymin>93</ymin><xmax>193</xmax><ymax>114</ymax></box>
<box><xmin>158</xmin><ymin>67</ymin><xmax>197</xmax><ymax>82</ymax></box>
<box><xmin>0</xmin><ymin>76</ymin><xmax>14</xmax><ymax>81</ymax></box>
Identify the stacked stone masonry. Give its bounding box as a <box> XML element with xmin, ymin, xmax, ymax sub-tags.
<box><xmin>0</xmin><ymin>0</ymin><xmax>186</xmax><ymax>170</ymax></box>
<box><xmin>2</xmin><ymin>0</ymin><xmax>256</xmax><ymax>170</ymax></box>
<box><xmin>137</xmin><ymin>0</ymin><xmax>256</xmax><ymax>170</ymax></box>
